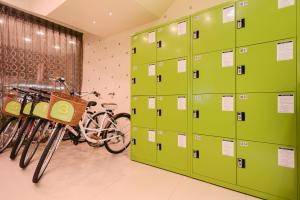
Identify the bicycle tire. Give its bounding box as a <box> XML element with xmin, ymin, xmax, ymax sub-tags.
<box><xmin>85</xmin><ymin>112</ymin><xmax>106</xmax><ymax>147</ymax></box>
<box><xmin>0</xmin><ymin>117</ymin><xmax>21</xmax><ymax>153</ymax></box>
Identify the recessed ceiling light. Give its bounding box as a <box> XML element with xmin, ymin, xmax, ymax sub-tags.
<box><xmin>69</xmin><ymin>41</ymin><xmax>76</xmax><ymax>45</ymax></box>
<box><xmin>24</xmin><ymin>37</ymin><xmax>31</xmax><ymax>42</ymax></box>
<box><xmin>92</xmin><ymin>20</ymin><xmax>96</xmax><ymax>24</ymax></box>
<box><xmin>109</xmin><ymin>11</ymin><xmax>113</xmax><ymax>16</ymax></box>
<box><xmin>54</xmin><ymin>45</ymin><xmax>60</xmax><ymax>49</ymax></box>
<box><xmin>36</xmin><ymin>31</ymin><xmax>45</xmax><ymax>36</ymax></box>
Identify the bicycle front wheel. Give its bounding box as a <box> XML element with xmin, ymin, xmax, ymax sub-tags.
<box><xmin>0</xmin><ymin>117</ymin><xmax>20</xmax><ymax>153</ymax></box>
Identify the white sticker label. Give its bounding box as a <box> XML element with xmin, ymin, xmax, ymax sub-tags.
<box><xmin>148</xmin><ymin>32</ymin><xmax>156</xmax><ymax>43</ymax></box>
<box><xmin>278</xmin><ymin>0</ymin><xmax>295</xmax><ymax>9</ymax></box>
<box><xmin>178</xmin><ymin>134</ymin><xmax>186</xmax><ymax>148</ymax></box>
<box><xmin>148</xmin><ymin>64</ymin><xmax>155</xmax><ymax>76</ymax></box>
<box><xmin>148</xmin><ymin>97</ymin><xmax>155</xmax><ymax>109</ymax></box>
<box><xmin>148</xmin><ymin>130</ymin><xmax>156</xmax><ymax>143</ymax></box>
<box><xmin>223</xmin><ymin>6</ymin><xmax>235</xmax><ymax>23</ymax></box>
<box><xmin>222</xmin><ymin>140</ymin><xmax>234</xmax><ymax>157</ymax></box>
<box><xmin>177</xmin><ymin>22</ymin><xmax>187</xmax><ymax>35</ymax></box>
<box><xmin>177</xmin><ymin>97</ymin><xmax>186</xmax><ymax>110</ymax></box>
<box><xmin>222</xmin><ymin>51</ymin><xmax>234</xmax><ymax>67</ymax></box>
<box><xmin>239</xmin><ymin>1</ymin><xmax>248</xmax><ymax>7</ymax></box>
<box><xmin>277</xmin><ymin>41</ymin><xmax>293</xmax><ymax>61</ymax></box>
<box><xmin>278</xmin><ymin>148</ymin><xmax>295</xmax><ymax>168</ymax></box>
<box><xmin>278</xmin><ymin>95</ymin><xmax>294</xmax><ymax>113</ymax></box>
<box><xmin>222</xmin><ymin>96</ymin><xmax>234</xmax><ymax>112</ymax></box>
<box><xmin>178</xmin><ymin>59</ymin><xmax>187</xmax><ymax>73</ymax></box>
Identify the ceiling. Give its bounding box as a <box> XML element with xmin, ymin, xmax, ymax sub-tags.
<box><xmin>1</xmin><ymin>0</ymin><xmax>174</xmax><ymax>37</ymax></box>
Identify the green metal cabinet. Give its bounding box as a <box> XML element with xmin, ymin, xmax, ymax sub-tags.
<box><xmin>192</xmin><ymin>134</ymin><xmax>236</xmax><ymax>184</ymax></box>
<box><xmin>236</xmin><ymin>0</ymin><xmax>296</xmax><ymax>47</ymax></box>
<box><xmin>157</xmin><ymin>58</ymin><xmax>188</xmax><ymax>95</ymax></box>
<box><xmin>156</xmin><ymin>95</ymin><xmax>188</xmax><ymax>132</ymax></box>
<box><xmin>157</xmin><ymin>18</ymin><xmax>190</xmax><ymax>61</ymax></box>
<box><xmin>192</xmin><ymin>94</ymin><xmax>235</xmax><ymax>138</ymax></box>
<box><xmin>237</xmin><ymin>140</ymin><xmax>297</xmax><ymax>200</ymax></box>
<box><xmin>192</xmin><ymin>2</ymin><xmax>235</xmax><ymax>54</ymax></box>
<box><xmin>131</xmin><ymin>127</ymin><xmax>157</xmax><ymax>164</ymax></box>
<box><xmin>156</xmin><ymin>130</ymin><xmax>188</xmax><ymax>172</ymax></box>
<box><xmin>131</xmin><ymin>63</ymin><xmax>157</xmax><ymax>96</ymax></box>
<box><xmin>236</xmin><ymin>39</ymin><xmax>296</xmax><ymax>93</ymax></box>
<box><xmin>193</xmin><ymin>50</ymin><xmax>235</xmax><ymax>94</ymax></box>
<box><xmin>236</xmin><ymin>93</ymin><xmax>296</xmax><ymax>146</ymax></box>
<box><xmin>131</xmin><ymin>96</ymin><xmax>156</xmax><ymax>128</ymax></box>
<box><xmin>131</xmin><ymin>30</ymin><xmax>157</xmax><ymax>65</ymax></box>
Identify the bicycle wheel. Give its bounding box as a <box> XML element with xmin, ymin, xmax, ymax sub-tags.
<box><xmin>19</xmin><ymin>120</ymin><xmax>49</xmax><ymax>168</ymax></box>
<box><xmin>32</xmin><ymin>124</ymin><xmax>65</xmax><ymax>183</ymax></box>
<box><xmin>85</xmin><ymin>112</ymin><xmax>106</xmax><ymax>147</ymax></box>
<box><xmin>0</xmin><ymin>117</ymin><xmax>21</xmax><ymax>153</ymax></box>
<box><xmin>103</xmin><ymin>113</ymin><xmax>131</xmax><ymax>154</ymax></box>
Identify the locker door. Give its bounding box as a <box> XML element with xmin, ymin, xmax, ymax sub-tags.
<box><xmin>157</xmin><ymin>58</ymin><xmax>188</xmax><ymax>95</ymax></box>
<box><xmin>192</xmin><ymin>94</ymin><xmax>235</xmax><ymax>138</ymax></box>
<box><xmin>131</xmin><ymin>63</ymin><xmax>156</xmax><ymax>96</ymax></box>
<box><xmin>193</xmin><ymin>50</ymin><xmax>235</xmax><ymax>94</ymax></box>
<box><xmin>236</xmin><ymin>93</ymin><xmax>296</xmax><ymax>146</ymax></box>
<box><xmin>131</xmin><ymin>127</ymin><xmax>157</xmax><ymax>164</ymax></box>
<box><xmin>237</xmin><ymin>140</ymin><xmax>297</xmax><ymax>200</ymax></box>
<box><xmin>157</xmin><ymin>18</ymin><xmax>190</xmax><ymax>61</ymax></box>
<box><xmin>192</xmin><ymin>2</ymin><xmax>235</xmax><ymax>54</ymax></box>
<box><xmin>156</xmin><ymin>130</ymin><xmax>188</xmax><ymax>171</ymax></box>
<box><xmin>236</xmin><ymin>0</ymin><xmax>296</xmax><ymax>46</ymax></box>
<box><xmin>157</xmin><ymin>95</ymin><xmax>188</xmax><ymax>132</ymax></box>
<box><xmin>131</xmin><ymin>30</ymin><xmax>157</xmax><ymax>65</ymax></box>
<box><xmin>131</xmin><ymin>96</ymin><xmax>156</xmax><ymax>128</ymax></box>
<box><xmin>192</xmin><ymin>135</ymin><xmax>236</xmax><ymax>184</ymax></box>
<box><xmin>236</xmin><ymin>39</ymin><xmax>296</xmax><ymax>93</ymax></box>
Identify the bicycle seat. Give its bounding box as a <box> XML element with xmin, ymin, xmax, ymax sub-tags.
<box><xmin>87</xmin><ymin>101</ymin><xmax>97</xmax><ymax>107</ymax></box>
<box><xmin>101</xmin><ymin>103</ymin><xmax>117</xmax><ymax>110</ymax></box>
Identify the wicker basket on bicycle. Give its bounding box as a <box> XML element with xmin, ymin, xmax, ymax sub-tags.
<box><xmin>47</xmin><ymin>92</ymin><xmax>88</xmax><ymax>126</ymax></box>
<box><xmin>2</xmin><ymin>94</ymin><xmax>21</xmax><ymax>117</ymax></box>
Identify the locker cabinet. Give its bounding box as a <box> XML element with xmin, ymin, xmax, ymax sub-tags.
<box><xmin>236</xmin><ymin>93</ymin><xmax>296</xmax><ymax>146</ymax></box>
<box><xmin>236</xmin><ymin>0</ymin><xmax>296</xmax><ymax>47</ymax></box>
<box><xmin>192</xmin><ymin>135</ymin><xmax>236</xmax><ymax>184</ymax></box>
<box><xmin>192</xmin><ymin>2</ymin><xmax>235</xmax><ymax>54</ymax></box>
<box><xmin>192</xmin><ymin>94</ymin><xmax>235</xmax><ymax>138</ymax></box>
<box><xmin>131</xmin><ymin>96</ymin><xmax>156</xmax><ymax>128</ymax></box>
<box><xmin>157</xmin><ymin>18</ymin><xmax>190</xmax><ymax>61</ymax></box>
<box><xmin>131</xmin><ymin>30</ymin><xmax>157</xmax><ymax>65</ymax></box>
<box><xmin>193</xmin><ymin>50</ymin><xmax>235</xmax><ymax>94</ymax></box>
<box><xmin>157</xmin><ymin>95</ymin><xmax>188</xmax><ymax>132</ymax></box>
<box><xmin>157</xmin><ymin>58</ymin><xmax>188</xmax><ymax>95</ymax></box>
<box><xmin>131</xmin><ymin>127</ymin><xmax>157</xmax><ymax>164</ymax></box>
<box><xmin>237</xmin><ymin>140</ymin><xmax>297</xmax><ymax>200</ymax></box>
<box><xmin>131</xmin><ymin>63</ymin><xmax>156</xmax><ymax>96</ymax></box>
<box><xmin>236</xmin><ymin>39</ymin><xmax>296</xmax><ymax>93</ymax></box>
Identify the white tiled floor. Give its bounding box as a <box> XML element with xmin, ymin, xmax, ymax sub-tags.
<box><xmin>0</xmin><ymin>141</ymin><xmax>260</xmax><ymax>200</ymax></box>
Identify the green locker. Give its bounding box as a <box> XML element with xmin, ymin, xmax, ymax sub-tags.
<box><xmin>131</xmin><ymin>127</ymin><xmax>157</xmax><ymax>164</ymax></box>
<box><xmin>156</xmin><ymin>130</ymin><xmax>188</xmax><ymax>171</ymax></box>
<box><xmin>157</xmin><ymin>58</ymin><xmax>188</xmax><ymax>95</ymax></box>
<box><xmin>236</xmin><ymin>0</ymin><xmax>296</xmax><ymax>47</ymax></box>
<box><xmin>131</xmin><ymin>63</ymin><xmax>156</xmax><ymax>96</ymax></box>
<box><xmin>192</xmin><ymin>94</ymin><xmax>235</xmax><ymax>138</ymax></box>
<box><xmin>193</xmin><ymin>50</ymin><xmax>235</xmax><ymax>94</ymax></box>
<box><xmin>131</xmin><ymin>96</ymin><xmax>156</xmax><ymax>128</ymax></box>
<box><xmin>237</xmin><ymin>140</ymin><xmax>297</xmax><ymax>200</ymax></box>
<box><xmin>131</xmin><ymin>30</ymin><xmax>157</xmax><ymax>65</ymax></box>
<box><xmin>157</xmin><ymin>95</ymin><xmax>188</xmax><ymax>132</ymax></box>
<box><xmin>236</xmin><ymin>39</ymin><xmax>296</xmax><ymax>93</ymax></box>
<box><xmin>157</xmin><ymin>18</ymin><xmax>190</xmax><ymax>61</ymax></box>
<box><xmin>192</xmin><ymin>2</ymin><xmax>235</xmax><ymax>54</ymax></box>
<box><xmin>236</xmin><ymin>93</ymin><xmax>296</xmax><ymax>146</ymax></box>
<box><xmin>192</xmin><ymin>134</ymin><xmax>236</xmax><ymax>184</ymax></box>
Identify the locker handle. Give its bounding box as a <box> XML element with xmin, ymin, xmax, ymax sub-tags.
<box><xmin>237</xmin><ymin>65</ymin><xmax>245</xmax><ymax>75</ymax></box>
<box><xmin>237</xmin><ymin>18</ymin><xmax>245</xmax><ymax>29</ymax></box>
<box><xmin>157</xmin><ymin>41</ymin><xmax>162</xmax><ymax>48</ymax></box>
<box><xmin>132</xmin><ymin>47</ymin><xmax>137</xmax><ymax>54</ymax></box>
<box><xmin>193</xmin><ymin>150</ymin><xmax>199</xmax><ymax>158</ymax></box>
<box><xmin>157</xmin><ymin>75</ymin><xmax>162</xmax><ymax>82</ymax></box>
<box><xmin>157</xmin><ymin>109</ymin><xmax>162</xmax><ymax>116</ymax></box>
<box><xmin>193</xmin><ymin>30</ymin><xmax>199</xmax><ymax>39</ymax></box>
<box><xmin>131</xmin><ymin>138</ymin><xmax>136</xmax><ymax>145</ymax></box>
<box><xmin>237</xmin><ymin>158</ymin><xmax>246</xmax><ymax>168</ymax></box>
<box><xmin>237</xmin><ymin>112</ymin><xmax>245</xmax><ymax>121</ymax></box>
<box><xmin>132</xmin><ymin>78</ymin><xmax>136</xmax><ymax>84</ymax></box>
<box><xmin>132</xmin><ymin>108</ymin><xmax>136</xmax><ymax>115</ymax></box>
<box><xmin>193</xmin><ymin>70</ymin><xmax>199</xmax><ymax>79</ymax></box>
<box><xmin>193</xmin><ymin>110</ymin><xmax>199</xmax><ymax>118</ymax></box>
<box><xmin>157</xmin><ymin>143</ymin><xmax>162</xmax><ymax>151</ymax></box>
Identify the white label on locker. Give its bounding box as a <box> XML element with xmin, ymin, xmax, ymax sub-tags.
<box><xmin>278</xmin><ymin>148</ymin><xmax>295</xmax><ymax>168</ymax></box>
<box><xmin>148</xmin><ymin>32</ymin><xmax>156</xmax><ymax>43</ymax></box>
<box><xmin>177</xmin><ymin>97</ymin><xmax>186</xmax><ymax>110</ymax></box>
<box><xmin>278</xmin><ymin>94</ymin><xmax>294</xmax><ymax>113</ymax></box>
<box><xmin>222</xmin><ymin>96</ymin><xmax>234</xmax><ymax>112</ymax></box>
<box><xmin>222</xmin><ymin>51</ymin><xmax>234</xmax><ymax>67</ymax></box>
<box><xmin>178</xmin><ymin>134</ymin><xmax>186</xmax><ymax>148</ymax></box>
<box><xmin>239</xmin><ymin>48</ymin><xmax>248</xmax><ymax>54</ymax></box>
<box><xmin>278</xmin><ymin>0</ymin><xmax>295</xmax><ymax>9</ymax></box>
<box><xmin>222</xmin><ymin>140</ymin><xmax>234</xmax><ymax>157</ymax></box>
<box><xmin>239</xmin><ymin>1</ymin><xmax>248</xmax><ymax>7</ymax></box>
<box><xmin>240</xmin><ymin>141</ymin><xmax>248</xmax><ymax>147</ymax></box>
<box><xmin>177</xmin><ymin>22</ymin><xmax>187</xmax><ymax>35</ymax></box>
<box><xmin>277</xmin><ymin>41</ymin><xmax>293</xmax><ymax>61</ymax></box>
<box><xmin>148</xmin><ymin>130</ymin><xmax>156</xmax><ymax>143</ymax></box>
<box><xmin>132</xmin><ymin>127</ymin><xmax>137</xmax><ymax>131</ymax></box>
<box><xmin>148</xmin><ymin>64</ymin><xmax>155</xmax><ymax>76</ymax></box>
<box><xmin>148</xmin><ymin>97</ymin><xmax>155</xmax><ymax>109</ymax></box>
<box><xmin>239</xmin><ymin>94</ymin><xmax>248</xmax><ymax>100</ymax></box>
<box><xmin>195</xmin><ymin>135</ymin><xmax>202</xmax><ymax>141</ymax></box>
<box><xmin>178</xmin><ymin>59</ymin><xmax>187</xmax><ymax>73</ymax></box>
<box><xmin>158</xmin><ymin>96</ymin><xmax>163</xmax><ymax>101</ymax></box>
<box><xmin>158</xmin><ymin>27</ymin><xmax>163</xmax><ymax>32</ymax></box>
<box><xmin>223</xmin><ymin>6</ymin><xmax>235</xmax><ymax>23</ymax></box>
<box><xmin>194</xmin><ymin>15</ymin><xmax>201</xmax><ymax>21</ymax></box>
<box><xmin>195</xmin><ymin>55</ymin><xmax>201</xmax><ymax>61</ymax></box>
